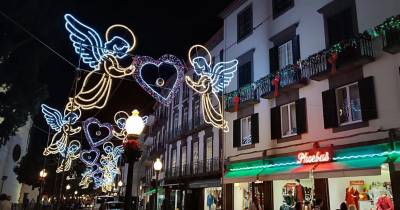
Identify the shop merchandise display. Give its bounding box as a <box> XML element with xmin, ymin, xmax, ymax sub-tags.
<box><xmin>205</xmin><ymin>188</ymin><xmax>222</xmax><ymax>210</ymax></box>
<box><xmin>280</xmin><ymin>181</ymin><xmax>312</xmax><ymax>210</ymax></box>
<box><xmin>343</xmin><ymin>181</ymin><xmax>393</xmax><ymax>210</ymax></box>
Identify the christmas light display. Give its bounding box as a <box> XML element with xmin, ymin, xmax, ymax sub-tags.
<box><xmin>83</xmin><ymin>117</ymin><xmax>113</xmax><ymax>148</ymax></box>
<box><xmin>186</xmin><ymin>45</ymin><xmax>238</xmax><ymax>132</ymax></box>
<box><xmin>41</xmin><ymin>103</ymin><xmax>81</xmax><ymax>156</ymax></box>
<box><xmin>65</xmin><ymin>14</ymin><xmax>137</xmax><ymax>111</ymax></box>
<box><xmin>80</xmin><ymin>148</ymin><xmax>100</xmax><ymax>166</ymax></box>
<box><xmin>112</xmin><ymin>111</ymin><xmax>148</xmax><ymax>140</ymax></box>
<box><xmin>133</xmin><ymin>54</ymin><xmax>185</xmax><ymax>106</ymax></box>
<box><xmin>56</xmin><ymin>140</ymin><xmax>81</xmax><ymax>173</ymax></box>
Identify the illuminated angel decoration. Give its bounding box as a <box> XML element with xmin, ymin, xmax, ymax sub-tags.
<box><xmin>186</xmin><ymin>45</ymin><xmax>238</xmax><ymax>132</ymax></box>
<box><xmin>41</xmin><ymin>103</ymin><xmax>81</xmax><ymax>156</ymax></box>
<box><xmin>64</xmin><ymin>14</ymin><xmax>136</xmax><ymax>110</ymax></box>
<box><xmin>112</xmin><ymin>111</ymin><xmax>148</xmax><ymax>140</ymax></box>
<box><xmin>56</xmin><ymin>140</ymin><xmax>81</xmax><ymax>173</ymax></box>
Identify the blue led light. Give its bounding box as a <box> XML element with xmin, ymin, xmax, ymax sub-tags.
<box><xmin>64</xmin><ymin>14</ymin><xmax>131</xmax><ymax>69</ymax></box>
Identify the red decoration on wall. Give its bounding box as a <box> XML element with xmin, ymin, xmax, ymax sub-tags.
<box><xmin>297</xmin><ymin>151</ymin><xmax>332</xmax><ymax>164</ymax></box>
<box><xmin>328</xmin><ymin>53</ymin><xmax>338</xmax><ymax>74</ymax></box>
<box><xmin>233</xmin><ymin>95</ymin><xmax>240</xmax><ymax>112</ymax></box>
<box><xmin>272</xmin><ymin>74</ymin><xmax>280</xmax><ymax>97</ymax></box>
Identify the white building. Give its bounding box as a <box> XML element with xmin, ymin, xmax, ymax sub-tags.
<box><xmin>219</xmin><ymin>0</ymin><xmax>400</xmax><ymax>210</ymax></box>
<box><xmin>0</xmin><ymin>118</ymin><xmax>38</xmax><ymax>204</ymax></box>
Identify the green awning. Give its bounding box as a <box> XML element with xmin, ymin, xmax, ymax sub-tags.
<box><xmin>224</xmin><ymin>142</ymin><xmax>398</xmax><ymax>180</ymax></box>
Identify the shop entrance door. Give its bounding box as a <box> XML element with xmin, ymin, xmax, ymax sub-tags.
<box><xmin>314</xmin><ymin>178</ymin><xmax>330</xmax><ymax>210</ymax></box>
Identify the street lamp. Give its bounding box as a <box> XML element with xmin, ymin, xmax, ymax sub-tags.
<box><xmin>118</xmin><ymin>180</ymin><xmax>123</xmax><ymax>187</ymax></box>
<box><xmin>74</xmin><ymin>191</ymin><xmax>78</xmax><ymax>195</ymax></box>
<box><xmin>153</xmin><ymin>158</ymin><xmax>162</xmax><ymax>210</ymax></box>
<box><xmin>123</xmin><ymin>110</ymin><xmax>145</xmax><ymax>210</ymax></box>
<box><xmin>65</xmin><ymin>184</ymin><xmax>71</xmax><ymax>190</ymax></box>
<box><xmin>37</xmin><ymin>169</ymin><xmax>48</xmax><ymax>210</ymax></box>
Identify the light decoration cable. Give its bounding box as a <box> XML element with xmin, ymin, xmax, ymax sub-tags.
<box><xmin>228</xmin><ymin>150</ymin><xmax>400</xmax><ymax>172</ymax></box>
<box><xmin>133</xmin><ymin>54</ymin><xmax>185</xmax><ymax>106</ymax></box>
<box><xmin>64</xmin><ymin>14</ymin><xmax>136</xmax><ymax>111</ymax></box>
<box><xmin>112</xmin><ymin>111</ymin><xmax>148</xmax><ymax>140</ymax></box>
<box><xmin>186</xmin><ymin>45</ymin><xmax>238</xmax><ymax>132</ymax></box>
<box><xmin>56</xmin><ymin>140</ymin><xmax>81</xmax><ymax>173</ymax></box>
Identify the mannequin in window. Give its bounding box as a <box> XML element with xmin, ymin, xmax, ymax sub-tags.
<box><xmin>207</xmin><ymin>191</ymin><xmax>214</xmax><ymax>210</ymax></box>
<box><xmin>294</xmin><ymin>179</ymin><xmax>305</xmax><ymax>204</ymax></box>
<box><xmin>345</xmin><ymin>185</ymin><xmax>357</xmax><ymax>210</ymax></box>
<box><xmin>376</xmin><ymin>191</ymin><xmax>394</xmax><ymax>210</ymax></box>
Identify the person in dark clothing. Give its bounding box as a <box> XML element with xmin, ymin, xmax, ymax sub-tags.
<box><xmin>340</xmin><ymin>202</ymin><xmax>348</xmax><ymax>210</ymax></box>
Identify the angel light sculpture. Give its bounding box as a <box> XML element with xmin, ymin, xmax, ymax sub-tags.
<box><xmin>185</xmin><ymin>45</ymin><xmax>238</xmax><ymax>132</ymax></box>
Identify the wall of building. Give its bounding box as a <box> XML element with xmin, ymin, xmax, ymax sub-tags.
<box><xmin>222</xmin><ymin>0</ymin><xmax>400</xmax><ymax>162</ymax></box>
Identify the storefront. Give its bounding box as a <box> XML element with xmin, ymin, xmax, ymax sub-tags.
<box><xmin>224</xmin><ymin>142</ymin><xmax>400</xmax><ymax>210</ymax></box>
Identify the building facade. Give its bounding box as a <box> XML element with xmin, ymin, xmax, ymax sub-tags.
<box><xmin>220</xmin><ymin>0</ymin><xmax>400</xmax><ymax>210</ymax></box>
<box><xmin>143</xmin><ymin>29</ymin><xmax>225</xmax><ymax>210</ymax></box>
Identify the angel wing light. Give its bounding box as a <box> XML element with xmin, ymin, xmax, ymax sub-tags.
<box><xmin>186</xmin><ymin>45</ymin><xmax>238</xmax><ymax>132</ymax></box>
<box><xmin>64</xmin><ymin>14</ymin><xmax>136</xmax><ymax>111</ymax></box>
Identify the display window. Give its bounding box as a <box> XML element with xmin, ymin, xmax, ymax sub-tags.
<box><xmin>328</xmin><ymin>164</ymin><xmax>392</xmax><ymax>210</ymax></box>
<box><xmin>273</xmin><ymin>179</ymin><xmax>313</xmax><ymax>210</ymax></box>
<box><xmin>204</xmin><ymin>187</ymin><xmax>222</xmax><ymax>210</ymax></box>
<box><xmin>233</xmin><ymin>182</ymin><xmax>264</xmax><ymax>210</ymax></box>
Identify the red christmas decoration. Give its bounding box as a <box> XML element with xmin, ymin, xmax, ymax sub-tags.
<box><xmin>328</xmin><ymin>52</ymin><xmax>338</xmax><ymax>74</ymax></box>
<box><xmin>272</xmin><ymin>74</ymin><xmax>280</xmax><ymax>97</ymax></box>
<box><xmin>123</xmin><ymin>139</ymin><xmax>142</xmax><ymax>161</ymax></box>
<box><xmin>233</xmin><ymin>95</ymin><xmax>240</xmax><ymax>112</ymax></box>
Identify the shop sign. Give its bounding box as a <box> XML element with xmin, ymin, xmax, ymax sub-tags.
<box><xmin>350</xmin><ymin>180</ymin><xmax>365</xmax><ymax>185</ymax></box>
<box><xmin>297</xmin><ymin>151</ymin><xmax>332</xmax><ymax>164</ymax></box>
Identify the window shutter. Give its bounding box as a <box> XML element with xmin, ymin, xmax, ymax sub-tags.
<box><xmin>322</xmin><ymin>89</ymin><xmax>338</xmax><ymax>128</ymax></box>
<box><xmin>295</xmin><ymin>98</ymin><xmax>307</xmax><ymax>134</ymax></box>
<box><xmin>270</xmin><ymin>106</ymin><xmax>281</xmax><ymax>139</ymax></box>
<box><xmin>269</xmin><ymin>46</ymin><xmax>279</xmax><ymax>74</ymax></box>
<box><xmin>292</xmin><ymin>35</ymin><xmax>300</xmax><ymax>64</ymax></box>
<box><xmin>251</xmin><ymin>113</ymin><xmax>259</xmax><ymax>144</ymax></box>
<box><xmin>233</xmin><ymin>119</ymin><xmax>241</xmax><ymax>147</ymax></box>
<box><xmin>358</xmin><ymin>76</ymin><xmax>378</xmax><ymax>121</ymax></box>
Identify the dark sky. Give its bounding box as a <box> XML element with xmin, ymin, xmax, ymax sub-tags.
<box><xmin>0</xmin><ymin>0</ymin><xmax>234</xmax><ymax>174</ymax></box>
<box><xmin>2</xmin><ymin>0</ymin><xmax>233</xmax><ymax>131</ymax></box>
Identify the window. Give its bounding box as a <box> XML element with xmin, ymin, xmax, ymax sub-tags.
<box><xmin>206</xmin><ymin>137</ymin><xmax>213</xmax><ymax>171</ymax></box>
<box><xmin>173</xmin><ymin>111</ymin><xmax>179</xmax><ymax>136</ymax></box>
<box><xmin>172</xmin><ymin>149</ymin><xmax>177</xmax><ymax>174</ymax></box>
<box><xmin>181</xmin><ymin>146</ymin><xmax>187</xmax><ymax>174</ymax></box>
<box><xmin>280</xmin><ymin>102</ymin><xmax>297</xmax><ymax>137</ymax></box>
<box><xmin>192</xmin><ymin>141</ymin><xmax>199</xmax><ymax>172</ymax></box>
<box><xmin>238</xmin><ymin>62</ymin><xmax>252</xmax><ymax>88</ymax></box>
<box><xmin>272</xmin><ymin>0</ymin><xmax>294</xmax><ymax>19</ymax></box>
<box><xmin>194</xmin><ymin>99</ymin><xmax>200</xmax><ymax>126</ymax></box>
<box><xmin>325</xmin><ymin>7</ymin><xmax>357</xmax><ymax>46</ymax></box>
<box><xmin>237</xmin><ymin>5</ymin><xmax>253</xmax><ymax>41</ymax></box>
<box><xmin>278</xmin><ymin>40</ymin><xmax>293</xmax><ymax>70</ymax></box>
<box><xmin>336</xmin><ymin>82</ymin><xmax>362</xmax><ymax>125</ymax></box>
<box><xmin>241</xmin><ymin>116</ymin><xmax>252</xmax><ymax>146</ymax></box>
<box><xmin>271</xmin><ymin>98</ymin><xmax>307</xmax><ymax>140</ymax></box>
<box><xmin>219</xmin><ymin>49</ymin><xmax>224</xmax><ymax>62</ymax></box>
<box><xmin>183</xmin><ymin>107</ymin><xmax>188</xmax><ymax>129</ymax></box>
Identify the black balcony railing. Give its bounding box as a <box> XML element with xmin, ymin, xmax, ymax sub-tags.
<box><xmin>382</xmin><ymin>28</ymin><xmax>400</xmax><ymax>54</ymax></box>
<box><xmin>224</xmin><ymin>83</ymin><xmax>260</xmax><ymax>112</ymax></box>
<box><xmin>302</xmin><ymin>35</ymin><xmax>374</xmax><ymax>81</ymax></box>
<box><xmin>257</xmin><ymin>74</ymin><xmax>274</xmax><ymax>99</ymax></box>
<box><xmin>166</xmin><ymin>158</ymin><xmax>221</xmax><ymax>179</ymax></box>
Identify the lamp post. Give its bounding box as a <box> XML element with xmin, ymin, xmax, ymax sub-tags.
<box><xmin>153</xmin><ymin>158</ymin><xmax>162</xmax><ymax>210</ymax></box>
<box><xmin>36</xmin><ymin>169</ymin><xmax>47</xmax><ymax>210</ymax></box>
<box><xmin>65</xmin><ymin>184</ymin><xmax>71</xmax><ymax>191</ymax></box>
<box><xmin>123</xmin><ymin>110</ymin><xmax>145</xmax><ymax>210</ymax></box>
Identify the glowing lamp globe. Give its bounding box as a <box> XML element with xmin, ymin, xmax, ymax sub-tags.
<box><xmin>118</xmin><ymin>180</ymin><xmax>123</xmax><ymax>187</ymax></box>
<box><xmin>66</xmin><ymin>184</ymin><xmax>71</xmax><ymax>190</ymax></box>
<box><xmin>39</xmin><ymin>169</ymin><xmax>48</xmax><ymax>178</ymax></box>
<box><xmin>153</xmin><ymin>158</ymin><xmax>163</xmax><ymax>171</ymax></box>
<box><xmin>125</xmin><ymin>110</ymin><xmax>145</xmax><ymax>136</ymax></box>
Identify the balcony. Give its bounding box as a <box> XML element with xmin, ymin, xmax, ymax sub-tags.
<box><xmin>258</xmin><ymin>64</ymin><xmax>306</xmax><ymax>99</ymax></box>
<box><xmin>165</xmin><ymin>158</ymin><xmax>221</xmax><ymax>179</ymax></box>
<box><xmin>224</xmin><ymin>83</ymin><xmax>260</xmax><ymax>112</ymax></box>
<box><xmin>303</xmin><ymin>36</ymin><xmax>374</xmax><ymax>81</ymax></box>
<box><xmin>382</xmin><ymin>28</ymin><xmax>400</xmax><ymax>54</ymax></box>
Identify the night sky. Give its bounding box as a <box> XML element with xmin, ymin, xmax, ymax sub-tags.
<box><xmin>2</xmin><ymin>0</ymin><xmax>233</xmax><ymax>132</ymax></box>
<box><xmin>0</xmin><ymin>0</ymin><xmax>233</xmax><ymax>177</ymax></box>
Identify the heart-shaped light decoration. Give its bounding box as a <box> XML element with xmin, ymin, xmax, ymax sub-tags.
<box><xmin>80</xmin><ymin>149</ymin><xmax>100</xmax><ymax>166</ymax></box>
<box><xmin>133</xmin><ymin>54</ymin><xmax>184</xmax><ymax>106</ymax></box>
<box><xmin>83</xmin><ymin>117</ymin><xmax>113</xmax><ymax>148</ymax></box>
